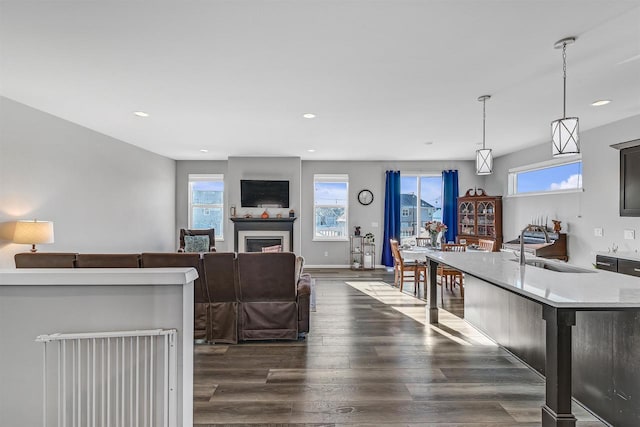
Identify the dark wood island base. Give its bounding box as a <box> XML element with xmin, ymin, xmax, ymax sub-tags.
<box><xmin>423</xmin><ymin>252</ymin><xmax>640</xmax><ymax>427</ymax></box>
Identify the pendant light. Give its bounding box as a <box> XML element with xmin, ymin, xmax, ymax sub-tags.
<box><xmin>476</xmin><ymin>95</ymin><xmax>493</xmax><ymax>175</ymax></box>
<box><xmin>551</xmin><ymin>37</ymin><xmax>579</xmax><ymax>157</ymax></box>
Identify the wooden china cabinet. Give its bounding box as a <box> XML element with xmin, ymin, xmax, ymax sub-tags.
<box><xmin>456</xmin><ymin>188</ymin><xmax>502</xmax><ymax>250</ymax></box>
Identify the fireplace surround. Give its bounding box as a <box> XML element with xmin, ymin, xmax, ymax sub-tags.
<box><xmin>230</xmin><ymin>217</ymin><xmax>296</xmax><ymax>252</ymax></box>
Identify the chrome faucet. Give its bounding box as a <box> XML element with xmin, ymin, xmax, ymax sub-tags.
<box><xmin>519</xmin><ymin>225</ymin><xmax>530</xmax><ymax>266</ymax></box>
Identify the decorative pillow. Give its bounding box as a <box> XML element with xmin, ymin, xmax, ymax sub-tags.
<box><xmin>184</xmin><ymin>235</ymin><xmax>210</xmax><ymax>253</ymax></box>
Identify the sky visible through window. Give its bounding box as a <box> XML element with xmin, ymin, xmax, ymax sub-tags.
<box><xmin>516</xmin><ymin>162</ymin><xmax>582</xmax><ymax>194</ymax></box>
<box><xmin>192</xmin><ymin>180</ymin><xmax>224</xmax><ymax>192</ymax></box>
<box><xmin>314</xmin><ymin>182</ymin><xmax>348</xmax><ymax>205</ymax></box>
<box><xmin>401</xmin><ymin>176</ymin><xmax>442</xmax><ymax>209</ymax></box>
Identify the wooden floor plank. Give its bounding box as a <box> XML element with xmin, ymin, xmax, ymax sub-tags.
<box><xmin>194</xmin><ymin>274</ymin><xmax>603</xmax><ymax>426</ymax></box>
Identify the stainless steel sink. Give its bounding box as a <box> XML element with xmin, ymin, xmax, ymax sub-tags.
<box><xmin>510</xmin><ymin>258</ymin><xmax>596</xmax><ymax>273</ymax></box>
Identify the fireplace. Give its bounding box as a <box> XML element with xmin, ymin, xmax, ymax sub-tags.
<box><xmin>244</xmin><ymin>238</ymin><xmax>283</xmax><ymax>252</ymax></box>
<box><xmin>231</xmin><ymin>218</ymin><xmax>296</xmax><ymax>252</ymax></box>
<box><xmin>238</xmin><ymin>230</ymin><xmax>289</xmax><ymax>252</ymax></box>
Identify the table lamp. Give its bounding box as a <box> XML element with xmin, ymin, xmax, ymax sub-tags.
<box><xmin>12</xmin><ymin>220</ymin><xmax>54</xmax><ymax>252</ymax></box>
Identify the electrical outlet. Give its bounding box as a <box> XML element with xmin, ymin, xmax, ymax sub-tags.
<box><xmin>594</xmin><ymin>228</ymin><xmax>603</xmax><ymax>237</ymax></box>
<box><xmin>624</xmin><ymin>229</ymin><xmax>635</xmax><ymax>240</ymax></box>
<box><xmin>324</xmin><ymin>251</ymin><xmax>329</xmax><ymax>257</ymax></box>
<box><xmin>371</xmin><ymin>222</ymin><xmax>379</xmax><ymax>228</ymax></box>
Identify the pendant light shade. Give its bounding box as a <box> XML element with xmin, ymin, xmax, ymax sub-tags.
<box><xmin>551</xmin><ymin>37</ymin><xmax>580</xmax><ymax>157</ymax></box>
<box><xmin>476</xmin><ymin>148</ymin><xmax>493</xmax><ymax>175</ymax></box>
<box><xmin>551</xmin><ymin>116</ymin><xmax>579</xmax><ymax>156</ymax></box>
<box><xmin>476</xmin><ymin>95</ymin><xmax>493</xmax><ymax>175</ymax></box>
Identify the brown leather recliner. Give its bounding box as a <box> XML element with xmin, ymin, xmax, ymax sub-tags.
<box><xmin>237</xmin><ymin>252</ymin><xmax>310</xmax><ymax>341</ymax></box>
<box><xmin>75</xmin><ymin>254</ymin><xmax>140</xmax><ymax>268</ymax></box>
<box><xmin>14</xmin><ymin>252</ymin><xmax>77</xmax><ymax>268</ymax></box>
<box><xmin>141</xmin><ymin>253</ymin><xmax>209</xmax><ymax>340</ymax></box>
<box><xmin>202</xmin><ymin>252</ymin><xmax>238</xmax><ymax>344</ymax></box>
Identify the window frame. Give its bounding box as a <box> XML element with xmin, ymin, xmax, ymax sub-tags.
<box><xmin>188</xmin><ymin>173</ymin><xmax>225</xmax><ymax>240</ymax></box>
<box><xmin>507</xmin><ymin>157</ymin><xmax>583</xmax><ymax>197</ymax></box>
<box><xmin>400</xmin><ymin>173</ymin><xmax>443</xmax><ymax>241</ymax></box>
<box><xmin>313</xmin><ymin>174</ymin><xmax>349</xmax><ymax>242</ymax></box>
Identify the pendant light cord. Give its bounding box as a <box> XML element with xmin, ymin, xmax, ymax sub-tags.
<box><xmin>482</xmin><ymin>98</ymin><xmax>486</xmax><ymax>150</ymax></box>
<box><xmin>562</xmin><ymin>42</ymin><xmax>567</xmax><ymax>119</ymax></box>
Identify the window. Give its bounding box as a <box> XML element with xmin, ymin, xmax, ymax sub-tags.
<box><xmin>314</xmin><ymin>174</ymin><xmax>348</xmax><ymax>240</ymax></box>
<box><xmin>400</xmin><ymin>174</ymin><xmax>443</xmax><ymax>244</ymax></box>
<box><xmin>189</xmin><ymin>174</ymin><xmax>224</xmax><ymax>239</ymax></box>
<box><xmin>508</xmin><ymin>158</ymin><xmax>582</xmax><ymax>196</ymax></box>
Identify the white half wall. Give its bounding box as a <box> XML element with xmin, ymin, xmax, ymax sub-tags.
<box><xmin>0</xmin><ymin>97</ymin><xmax>176</xmax><ymax>268</ymax></box>
<box><xmin>484</xmin><ymin>114</ymin><xmax>640</xmax><ymax>268</ymax></box>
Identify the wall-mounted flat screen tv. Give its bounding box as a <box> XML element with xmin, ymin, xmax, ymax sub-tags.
<box><xmin>620</xmin><ymin>143</ymin><xmax>640</xmax><ymax>216</ymax></box>
<box><xmin>241</xmin><ymin>180</ymin><xmax>290</xmax><ymax>208</ymax></box>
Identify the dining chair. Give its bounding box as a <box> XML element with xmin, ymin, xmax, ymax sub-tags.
<box><xmin>438</xmin><ymin>243</ymin><xmax>466</xmax><ymax>300</ymax></box>
<box><xmin>415</xmin><ymin>237</ymin><xmax>430</xmax><ymax>247</ymax></box>
<box><xmin>478</xmin><ymin>239</ymin><xmax>495</xmax><ymax>252</ymax></box>
<box><xmin>390</xmin><ymin>239</ymin><xmax>427</xmax><ymax>295</ymax></box>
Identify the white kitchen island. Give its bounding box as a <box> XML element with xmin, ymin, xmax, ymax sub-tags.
<box><xmin>0</xmin><ymin>268</ymin><xmax>197</xmax><ymax>427</ymax></box>
<box><xmin>422</xmin><ymin>251</ymin><xmax>640</xmax><ymax>427</ymax></box>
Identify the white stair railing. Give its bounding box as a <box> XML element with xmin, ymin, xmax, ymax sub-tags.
<box><xmin>36</xmin><ymin>329</ymin><xmax>177</xmax><ymax>427</ymax></box>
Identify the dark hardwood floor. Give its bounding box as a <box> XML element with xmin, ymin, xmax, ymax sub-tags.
<box><xmin>193</xmin><ymin>269</ymin><xmax>603</xmax><ymax>426</ymax></box>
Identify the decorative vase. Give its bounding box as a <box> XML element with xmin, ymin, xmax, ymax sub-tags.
<box><xmin>430</xmin><ymin>231</ymin><xmax>439</xmax><ymax>248</ymax></box>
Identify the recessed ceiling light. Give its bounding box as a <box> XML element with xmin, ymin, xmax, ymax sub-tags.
<box><xmin>303</xmin><ymin>113</ymin><xmax>316</xmax><ymax>119</ymax></box>
<box><xmin>200</xmin><ymin>149</ymin><xmax>209</xmax><ymax>153</ymax></box>
<box><xmin>307</xmin><ymin>149</ymin><xmax>316</xmax><ymax>153</ymax></box>
<box><xmin>591</xmin><ymin>100</ymin><xmax>611</xmax><ymax>107</ymax></box>
<box><xmin>424</xmin><ymin>141</ymin><xmax>434</xmax><ymax>145</ymax></box>
<box><xmin>133</xmin><ymin>111</ymin><xmax>149</xmax><ymax>117</ymax></box>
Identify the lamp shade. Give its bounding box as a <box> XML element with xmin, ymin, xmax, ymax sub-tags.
<box><xmin>12</xmin><ymin>220</ymin><xmax>55</xmax><ymax>244</ymax></box>
<box><xmin>551</xmin><ymin>117</ymin><xmax>580</xmax><ymax>157</ymax></box>
<box><xmin>476</xmin><ymin>148</ymin><xmax>493</xmax><ymax>175</ymax></box>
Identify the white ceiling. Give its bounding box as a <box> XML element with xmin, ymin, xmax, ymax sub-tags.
<box><xmin>1</xmin><ymin>1</ymin><xmax>639</xmax><ymax>161</ymax></box>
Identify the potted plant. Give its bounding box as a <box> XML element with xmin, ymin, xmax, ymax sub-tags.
<box><xmin>363</xmin><ymin>232</ymin><xmax>375</xmax><ymax>244</ymax></box>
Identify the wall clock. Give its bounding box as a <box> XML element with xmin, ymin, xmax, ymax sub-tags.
<box><xmin>358</xmin><ymin>189</ymin><xmax>374</xmax><ymax>206</ymax></box>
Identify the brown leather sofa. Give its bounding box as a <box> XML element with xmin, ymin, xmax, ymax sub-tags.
<box><xmin>14</xmin><ymin>252</ymin><xmax>77</xmax><ymax>268</ymax></box>
<box><xmin>202</xmin><ymin>252</ymin><xmax>239</xmax><ymax>343</ymax></box>
<box><xmin>141</xmin><ymin>253</ymin><xmax>209</xmax><ymax>341</ymax></box>
<box><xmin>236</xmin><ymin>252</ymin><xmax>310</xmax><ymax>341</ymax></box>
<box><xmin>76</xmin><ymin>253</ymin><xmax>141</xmax><ymax>268</ymax></box>
<box><xmin>14</xmin><ymin>251</ymin><xmax>311</xmax><ymax>343</ymax></box>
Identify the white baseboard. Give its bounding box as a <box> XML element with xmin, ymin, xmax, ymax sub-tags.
<box><xmin>304</xmin><ymin>264</ymin><xmax>388</xmax><ymax>269</ymax></box>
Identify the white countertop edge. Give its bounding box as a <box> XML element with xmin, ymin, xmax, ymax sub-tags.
<box><xmin>421</xmin><ymin>251</ymin><xmax>640</xmax><ymax>309</ymax></box>
<box><xmin>0</xmin><ymin>268</ymin><xmax>199</xmax><ymax>286</ymax></box>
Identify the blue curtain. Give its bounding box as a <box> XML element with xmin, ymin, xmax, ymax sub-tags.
<box><xmin>442</xmin><ymin>170</ymin><xmax>459</xmax><ymax>243</ymax></box>
<box><xmin>381</xmin><ymin>170</ymin><xmax>401</xmax><ymax>267</ymax></box>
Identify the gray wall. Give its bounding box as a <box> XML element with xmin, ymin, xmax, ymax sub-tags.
<box><xmin>175</xmin><ymin>159</ymin><xmax>228</xmax><ymax>249</ymax></box>
<box><xmin>484</xmin><ymin>114</ymin><xmax>640</xmax><ymax>268</ymax></box>
<box><xmin>175</xmin><ymin>157</ymin><xmax>479</xmax><ymax>266</ymax></box>
<box><xmin>0</xmin><ymin>97</ymin><xmax>176</xmax><ymax>268</ymax></box>
<box><xmin>227</xmin><ymin>157</ymin><xmax>302</xmax><ymax>253</ymax></box>
<box><xmin>301</xmin><ymin>160</ymin><xmax>478</xmax><ymax>266</ymax></box>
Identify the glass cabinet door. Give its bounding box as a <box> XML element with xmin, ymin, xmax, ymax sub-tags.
<box><xmin>476</xmin><ymin>201</ymin><xmax>495</xmax><ymax>237</ymax></box>
<box><xmin>458</xmin><ymin>201</ymin><xmax>475</xmax><ymax>235</ymax></box>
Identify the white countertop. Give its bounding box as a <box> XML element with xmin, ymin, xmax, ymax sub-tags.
<box><xmin>596</xmin><ymin>251</ymin><xmax>640</xmax><ymax>262</ymax></box>
<box><xmin>0</xmin><ymin>268</ymin><xmax>199</xmax><ymax>286</ymax></box>
<box><xmin>422</xmin><ymin>251</ymin><xmax>640</xmax><ymax>309</ymax></box>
